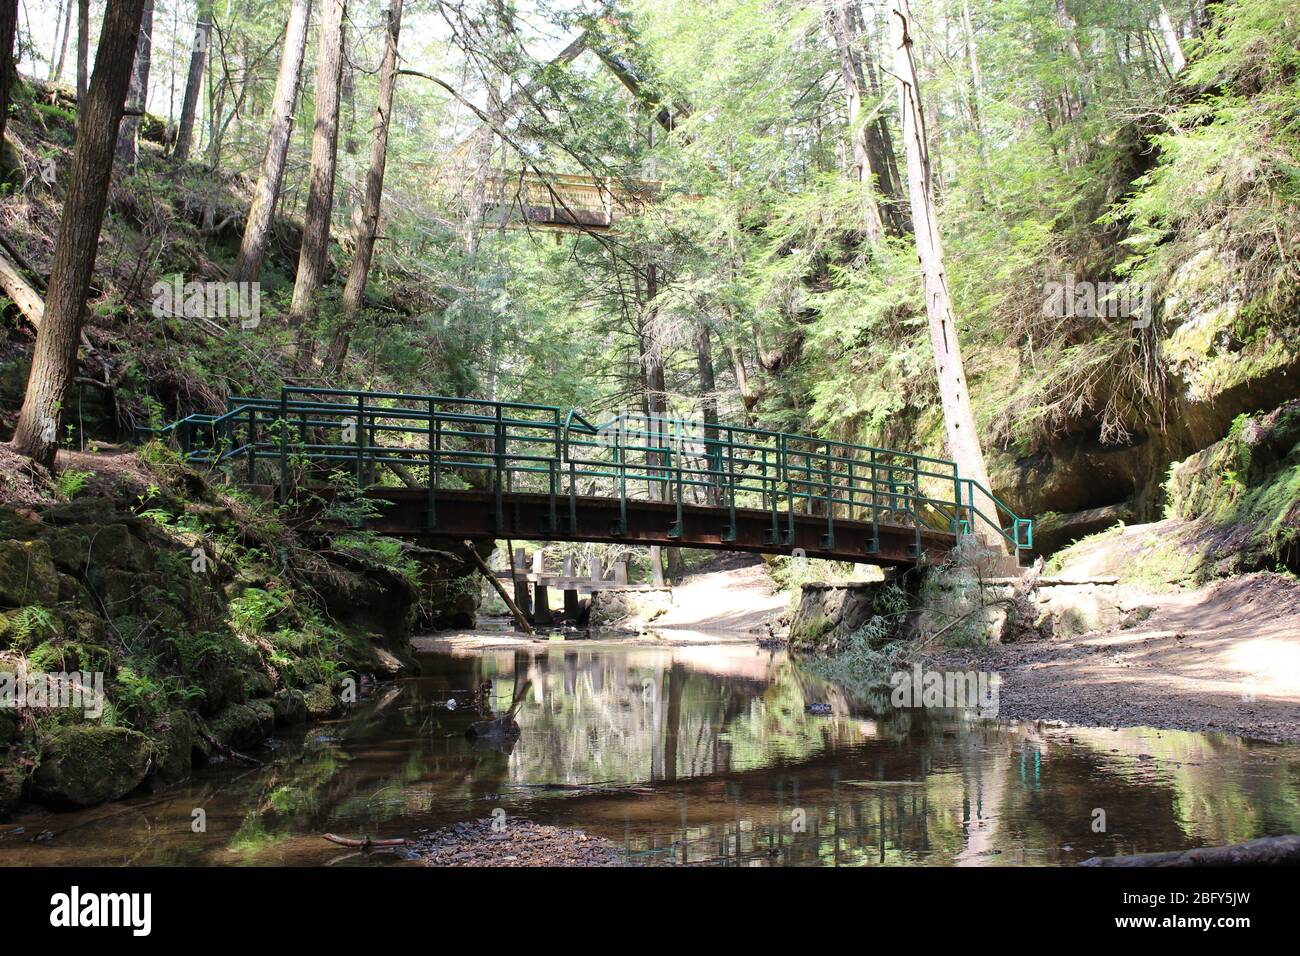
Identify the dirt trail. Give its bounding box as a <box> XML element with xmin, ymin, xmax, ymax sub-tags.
<box><xmin>930</xmin><ymin>572</ymin><xmax>1300</xmax><ymax>742</ymax></box>
<box><xmin>647</xmin><ymin>555</ymin><xmax>786</xmax><ymax>636</ymax></box>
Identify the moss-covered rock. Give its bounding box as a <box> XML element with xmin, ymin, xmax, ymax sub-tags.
<box><xmin>45</xmin><ymin>522</ymin><xmax>155</xmax><ymax>575</ymax></box>
<box><xmin>0</xmin><ymin>507</ymin><xmax>45</xmax><ymax>542</ymax></box>
<box><xmin>272</xmin><ymin>688</ymin><xmax>307</xmax><ymax>725</ymax></box>
<box><xmin>0</xmin><ymin>762</ymin><xmax>25</xmax><ymax>819</ymax></box>
<box><xmin>303</xmin><ymin>683</ymin><xmax>339</xmax><ymax>720</ymax></box>
<box><xmin>31</xmin><ymin>725</ymin><xmax>151</xmax><ymax>808</ymax></box>
<box><xmin>151</xmin><ymin>711</ymin><xmax>197</xmax><ymax>784</ymax></box>
<box><xmin>42</xmin><ymin>499</ymin><xmax>120</xmax><ymax>527</ymax></box>
<box><xmin>208</xmin><ymin>699</ymin><xmax>275</xmax><ymax>750</ymax></box>
<box><xmin>0</xmin><ymin>540</ymin><xmax>60</xmax><ymax>607</ymax></box>
<box><xmin>0</xmin><ymin>708</ymin><xmax>17</xmax><ymax>747</ymax></box>
<box><xmin>789</xmin><ymin>582</ymin><xmax>907</xmax><ymax>653</ymax></box>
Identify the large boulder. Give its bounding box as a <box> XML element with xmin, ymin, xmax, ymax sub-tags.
<box><xmin>589</xmin><ymin>588</ymin><xmax>672</xmax><ymax>630</ymax></box>
<box><xmin>0</xmin><ymin>763</ymin><xmax>24</xmax><ymax>819</ymax></box>
<box><xmin>151</xmin><ymin>711</ymin><xmax>197</xmax><ymax>784</ymax></box>
<box><xmin>789</xmin><ymin>582</ymin><xmax>898</xmax><ymax>653</ymax></box>
<box><xmin>0</xmin><ymin>540</ymin><xmax>60</xmax><ymax>608</ymax></box>
<box><xmin>207</xmin><ymin>699</ymin><xmax>275</xmax><ymax>751</ymax></box>
<box><xmin>31</xmin><ymin>725</ymin><xmax>151</xmax><ymax>808</ymax></box>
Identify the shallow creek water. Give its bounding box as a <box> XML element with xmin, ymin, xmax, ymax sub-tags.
<box><xmin>2</xmin><ymin>639</ymin><xmax>1298</xmax><ymax>866</ymax></box>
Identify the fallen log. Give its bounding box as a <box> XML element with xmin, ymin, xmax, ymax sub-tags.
<box><xmin>0</xmin><ymin>242</ymin><xmax>46</xmax><ymax>323</ymax></box>
<box><xmin>323</xmin><ymin>833</ymin><xmax>408</xmax><ymax>848</ymax></box>
<box><xmin>1080</xmin><ymin>834</ymin><xmax>1300</xmax><ymax>867</ymax></box>
<box><xmin>0</xmin><ymin>242</ymin><xmax>96</xmax><ymax>354</ymax></box>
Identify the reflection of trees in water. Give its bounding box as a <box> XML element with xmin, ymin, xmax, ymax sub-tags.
<box><xmin>208</xmin><ymin>648</ymin><xmax>1300</xmax><ymax>866</ymax></box>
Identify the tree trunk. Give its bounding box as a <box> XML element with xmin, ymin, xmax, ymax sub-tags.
<box><xmin>290</xmin><ymin>0</ymin><xmax>347</xmax><ymax>364</ymax></box>
<box><xmin>0</xmin><ymin>0</ymin><xmax>18</xmax><ymax>149</ymax></box>
<box><xmin>1054</xmin><ymin>0</ymin><xmax>1090</xmax><ymax>109</ymax></box>
<box><xmin>695</xmin><ymin>321</ymin><xmax>720</xmax><ymax>504</ymax></box>
<box><xmin>958</xmin><ymin>0</ymin><xmax>988</xmax><ymax>204</ymax></box>
<box><xmin>52</xmin><ymin>0</ymin><xmax>72</xmax><ymax>82</ymax></box>
<box><xmin>173</xmin><ymin>0</ymin><xmax>211</xmax><ymax>161</ymax></box>
<box><xmin>115</xmin><ymin>0</ymin><xmax>154</xmax><ymax>171</ymax></box>
<box><xmin>10</xmin><ymin>0</ymin><xmax>148</xmax><ymax>468</ymax></box>
<box><xmin>825</xmin><ymin>0</ymin><xmax>884</xmax><ymax>244</ymax></box>
<box><xmin>325</xmin><ymin>0</ymin><xmax>403</xmax><ymax>373</ymax></box>
<box><xmin>1156</xmin><ymin>2</ymin><xmax>1186</xmax><ymax>75</ymax></box>
<box><xmin>889</xmin><ymin>0</ymin><xmax>997</xmax><ymax>542</ymax></box>
<box><xmin>75</xmin><ymin>0</ymin><xmax>88</xmax><ymax>104</ymax></box>
<box><xmin>232</xmin><ymin>0</ymin><xmax>312</xmax><ymax>284</ymax></box>
<box><xmin>856</xmin><ymin>0</ymin><xmax>908</xmax><ymax>234</ymax></box>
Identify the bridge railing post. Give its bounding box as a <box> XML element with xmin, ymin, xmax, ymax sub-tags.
<box><xmin>246</xmin><ymin>405</ymin><xmax>257</xmax><ymax>484</ymax></box>
<box><xmin>821</xmin><ymin>443</ymin><xmax>834</xmax><ymax>550</ymax></box>
<box><xmin>615</xmin><ymin>414</ymin><xmax>627</xmax><ymax>535</ymax></box>
<box><xmin>670</xmin><ymin>419</ymin><xmax>684</xmax><ymax>538</ymax></box>
<box><xmin>278</xmin><ymin>387</ymin><xmax>289</xmax><ymax>503</ymax></box>
<box><xmin>910</xmin><ymin>455</ymin><xmax>922</xmax><ymax>558</ymax></box>
<box><xmin>354</xmin><ymin>393</ymin><xmax>365</xmax><ymax>492</ymax></box>
<box><xmin>951</xmin><ymin>462</ymin><xmax>962</xmax><ymax>535</ymax></box>
<box><xmin>426</xmin><ymin>398</ymin><xmax>437</xmax><ymax>531</ymax></box>
<box><xmin>868</xmin><ymin>448</ymin><xmax>880</xmax><ymax>553</ymax></box>
<box><xmin>493</xmin><ymin>405</ymin><xmax>505</xmax><ymax>531</ymax></box>
<box><xmin>722</xmin><ymin>425</ymin><xmax>737</xmax><ymax>542</ymax></box>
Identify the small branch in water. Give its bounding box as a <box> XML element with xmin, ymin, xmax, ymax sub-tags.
<box><xmin>198</xmin><ymin>729</ymin><xmax>264</xmax><ymax>767</ymax></box>
<box><xmin>323</xmin><ymin>833</ymin><xmax>409</xmax><ymax>848</ymax></box>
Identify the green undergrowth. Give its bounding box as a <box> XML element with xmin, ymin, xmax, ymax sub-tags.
<box><xmin>0</xmin><ymin>445</ymin><xmax>430</xmax><ymax>812</ymax></box>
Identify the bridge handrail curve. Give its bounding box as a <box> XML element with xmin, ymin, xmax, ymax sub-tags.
<box><xmin>137</xmin><ymin>386</ymin><xmax>1033</xmax><ymax>559</ymax></box>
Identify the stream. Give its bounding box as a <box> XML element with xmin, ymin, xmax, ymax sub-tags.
<box><xmin>2</xmin><ymin>637</ymin><xmax>1298</xmax><ymax>866</ymax></box>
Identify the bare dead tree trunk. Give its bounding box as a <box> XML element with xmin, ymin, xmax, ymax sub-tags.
<box><xmin>958</xmin><ymin>0</ymin><xmax>988</xmax><ymax>204</ymax></box>
<box><xmin>291</xmin><ymin>0</ymin><xmax>346</xmax><ymax>366</ymax></box>
<box><xmin>115</xmin><ymin>0</ymin><xmax>154</xmax><ymax>170</ymax></box>
<box><xmin>889</xmin><ymin>0</ymin><xmax>997</xmax><ymax>541</ymax></box>
<box><xmin>75</xmin><ymin>0</ymin><xmax>88</xmax><ymax>104</ymax></box>
<box><xmin>856</xmin><ymin>0</ymin><xmax>908</xmax><ymax>234</ymax></box>
<box><xmin>826</xmin><ymin>0</ymin><xmax>884</xmax><ymax>244</ymax></box>
<box><xmin>1054</xmin><ymin>0</ymin><xmax>1090</xmax><ymax>110</ymax></box>
<box><xmin>325</xmin><ymin>0</ymin><xmax>403</xmax><ymax>373</ymax></box>
<box><xmin>1156</xmin><ymin>2</ymin><xmax>1186</xmax><ymax>74</ymax></box>
<box><xmin>232</xmin><ymin>0</ymin><xmax>311</xmax><ymax>284</ymax></box>
<box><xmin>10</xmin><ymin>0</ymin><xmax>148</xmax><ymax>468</ymax></box>
<box><xmin>173</xmin><ymin>0</ymin><xmax>211</xmax><ymax>161</ymax></box>
<box><xmin>51</xmin><ymin>0</ymin><xmax>73</xmax><ymax>82</ymax></box>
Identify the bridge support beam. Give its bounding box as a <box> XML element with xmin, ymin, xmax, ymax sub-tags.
<box><xmin>534</xmin><ymin>585</ymin><xmax>553</xmax><ymax>627</ymax></box>
<box><xmin>562</xmin><ymin>555</ymin><xmax>580</xmax><ymax>622</ymax></box>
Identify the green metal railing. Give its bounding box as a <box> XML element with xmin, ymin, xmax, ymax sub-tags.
<box><xmin>138</xmin><ymin>386</ymin><xmax>1032</xmax><ymax>558</ymax></box>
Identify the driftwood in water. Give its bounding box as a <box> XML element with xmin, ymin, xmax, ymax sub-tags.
<box><xmin>323</xmin><ymin>833</ymin><xmax>408</xmax><ymax>848</ymax></box>
<box><xmin>1081</xmin><ymin>834</ymin><xmax>1300</xmax><ymax>867</ymax></box>
<box><xmin>467</xmin><ymin>715</ymin><xmax>521</xmax><ymax>739</ymax></box>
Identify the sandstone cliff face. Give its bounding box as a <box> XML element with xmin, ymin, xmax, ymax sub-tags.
<box><xmin>991</xmin><ymin>238</ymin><xmax>1300</xmax><ymax>557</ymax></box>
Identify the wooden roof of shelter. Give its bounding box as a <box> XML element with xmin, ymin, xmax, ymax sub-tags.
<box><xmin>439</xmin><ymin>20</ymin><xmax>687</xmax><ymax>233</ymax></box>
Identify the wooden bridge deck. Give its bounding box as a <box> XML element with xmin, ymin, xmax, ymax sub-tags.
<box><xmin>351</xmin><ymin>488</ymin><xmax>956</xmax><ymax>566</ymax></box>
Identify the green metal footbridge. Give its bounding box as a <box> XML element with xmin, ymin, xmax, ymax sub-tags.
<box><xmin>143</xmin><ymin>386</ymin><xmax>1032</xmax><ymax>567</ymax></box>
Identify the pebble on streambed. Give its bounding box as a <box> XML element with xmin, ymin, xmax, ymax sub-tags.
<box><xmin>411</xmin><ymin>819</ymin><xmax>634</xmax><ymax>867</ymax></box>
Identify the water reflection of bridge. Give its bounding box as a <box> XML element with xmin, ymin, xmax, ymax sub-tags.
<box><xmin>423</xmin><ymin>646</ymin><xmax>1289</xmax><ymax>866</ymax></box>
